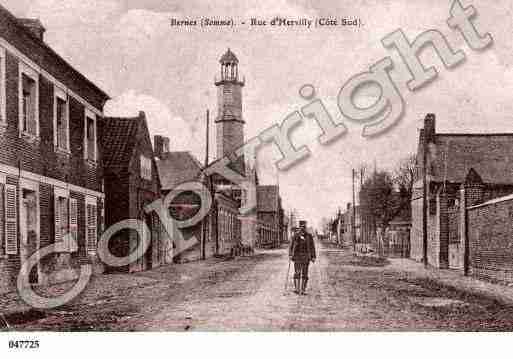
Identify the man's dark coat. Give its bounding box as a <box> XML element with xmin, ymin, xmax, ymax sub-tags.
<box><xmin>289</xmin><ymin>231</ymin><xmax>316</xmax><ymax>263</ymax></box>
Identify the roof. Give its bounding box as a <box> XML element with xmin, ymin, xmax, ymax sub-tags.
<box><xmin>157</xmin><ymin>152</ymin><xmax>203</xmax><ymax>190</ymax></box>
<box><xmin>257</xmin><ymin>185</ymin><xmax>279</xmax><ymax>212</ymax></box>
<box><xmin>101</xmin><ymin>112</ymin><xmax>146</xmax><ymax>170</ymax></box>
<box><xmin>204</xmin><ymin>156</ymin><xmax>246</xmax><ymax>178</ymax></box>
<box><xmin>430</xmin><ymin>134</ymin><xmax>513</xmax><ymax>184</ymax></box>
<box><xmin>0</xmin><ymin>4</ymin><xmax>109</xmax><ymax>102</ymax></box>
<box><xmin>219</xmin><ymin>48</ymin><xmax>238</xmax><ymax>64</ymax></box>
<box><xmin>18</xmin><ymin>18</ymin><xmax>46</xmax><ymax>32</ymax></box>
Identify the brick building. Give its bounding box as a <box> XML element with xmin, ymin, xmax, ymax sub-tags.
<box><xmin>0</xmin><ymin>7</ymin><xmax>109</xmax><ymax>292</ymax></box>
<box><xmin>155</xmin><ymin>147</ymin><xmax>219</xmax><ymax>262</ymax></box>
<box><xmin>256</xmin><ymin>185</ymin><xmax>283</xmax><ymax>248</ymax></box>
<box><xmin>411</xmin><ymin>114</ymin><xmax>513</xmax><ymax>269</ymax></box>
<box><xmin>101</xmin><ymin>113</ymin><xmax>169</xmax><ymax>273</ymax></box>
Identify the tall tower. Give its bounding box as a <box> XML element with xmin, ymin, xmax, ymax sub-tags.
<box><xmin>215</xmin><ymin>48</ymin><xmax>245</xmax><ymax>176</ymax></box>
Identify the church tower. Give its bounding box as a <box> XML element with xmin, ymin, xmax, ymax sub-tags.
<box><xmin>215</xmin><ymin>48</ymin><xmax>245</xmax><ymax>175</ymax></box>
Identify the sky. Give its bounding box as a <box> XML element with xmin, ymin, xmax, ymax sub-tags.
<box><xmin>3</xmin><ymin>0</ymin><xmax>513</xmax><ymax>228</ymax></box>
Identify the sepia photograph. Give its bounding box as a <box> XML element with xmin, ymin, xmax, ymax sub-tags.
<box><xmin>0</xmin><ymin>0</ymin><xmax>512</xmax><ymax>357</ymax></box>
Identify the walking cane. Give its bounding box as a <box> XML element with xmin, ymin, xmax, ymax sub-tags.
<box><xmin>284</xmin><ymin>257</ymin><xmax>291</xmax><ymax>292</ymax></box>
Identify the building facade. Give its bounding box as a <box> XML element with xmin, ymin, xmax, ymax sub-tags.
<box><xmin>256</xmin><ymin>185</ymin><xmax>283</xmax><ymax>248</ymax></box>
<box><xmin>411</xmin><ymin>114</ymin><xmax>513</xmax><ymax>269</ymax></box>
<box><xmin>0</xmin><ymin>8</ymin><xmax>109</xmax><ymax>292</ymax></box>
<box><xmin>101</xmin><ymin>113</ymin><xmax>169</xmax><ymax>273</ymax></box>
<box><xmin>155</xmin><ymin>148</ymin><xmax>218</xmax><ymax>262</ymax></box>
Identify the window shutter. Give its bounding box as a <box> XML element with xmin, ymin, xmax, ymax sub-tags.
<box><xmin>28</xmin><ymin>91</ymin><xmax>37</xmax><ymax>135</ymax></box>
<box><xmin>86</xmin><ymin>204</ymin><xmax>97</xmax><ymax>252</ymax></box>
<box><xmin>5</xmin><ymin>184</ymin><xmax>17</xmax><ymax>255</ymax></box>
<box><xmin>69</xmin><ymin>198</ymin><xmax>78</xmax><ymax>252</ymax></box>
<box><xmin>54</xmin><ymin>195</ymin><xmax>61</xmax><ymax>243</ymax></box>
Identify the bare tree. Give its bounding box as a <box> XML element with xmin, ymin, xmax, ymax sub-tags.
<box><xmin>393</xmin><ymin>154</ymin><xmax>416</xmax><ymax>194</ymax></box>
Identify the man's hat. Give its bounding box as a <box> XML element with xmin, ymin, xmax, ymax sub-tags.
<box><xmin>299</xmin><ymin>220</ymin><xmax>307</xmax><ymax>227</ymax></box>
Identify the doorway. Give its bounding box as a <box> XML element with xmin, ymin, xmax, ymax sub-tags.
<box><xmin>20</xmin><ymin>188</ymin><xmax>39</xmax><ymax>284</ymax></box>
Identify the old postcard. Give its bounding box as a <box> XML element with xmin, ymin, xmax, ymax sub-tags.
<box><xmin>0</xmin><ymin>0</ymin><xmax>512</xmax><ymax>357</ymax></box>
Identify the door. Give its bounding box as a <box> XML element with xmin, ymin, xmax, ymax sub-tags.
<box><xmin>20</xmin><ymin>190</ymin><xmax>39</xmax><ymax>284</ymax></box>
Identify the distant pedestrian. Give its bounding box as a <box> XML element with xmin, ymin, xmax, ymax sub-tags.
<box><xmin>289</xmin><ymin>220</ymin><xmax>316</xmax><ymax>295</ymax></box>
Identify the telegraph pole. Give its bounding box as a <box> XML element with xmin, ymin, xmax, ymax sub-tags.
<box><xmin>201</xmin><ymin>109</ymin><xmax>210</xmax><ymax>260</ymax></box>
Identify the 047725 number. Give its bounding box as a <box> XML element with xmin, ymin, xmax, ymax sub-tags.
<box><xmin>8</xmin><ymin>340</ymin><xmax>40</xmax><ymax>349</ymax></box>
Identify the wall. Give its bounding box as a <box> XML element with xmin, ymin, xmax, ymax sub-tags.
<box><xmin>467</xmin><ymin>198</ymin><xmax>513</xmax><ymax>283</ymax></box>
<box><xmin>216</xmin><ymin>193</ymin><xmax>240</xmax><ymax>255</ymax></box>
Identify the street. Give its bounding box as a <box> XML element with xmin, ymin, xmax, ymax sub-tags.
<box><xmin>4</xmin><ymin>241</ymin><xmax>513</xmax><ymax>331</ymax></box>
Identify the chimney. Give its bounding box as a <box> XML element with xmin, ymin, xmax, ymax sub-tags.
<box><xmin>424</xmin><ymin>113</ymin><xmax>436</xmax><ymax>144</ymax></box>
<box><xmin>154</xmin><ymin>135</ymin><xmax>170</xmax><ymax>159</ymax></box>
<box><xmin>18</xmin><ymin>18</ymin><xmax>46</xmax><ymax>41</ymax></box>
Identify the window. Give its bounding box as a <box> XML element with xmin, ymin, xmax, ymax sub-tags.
<box><xmin>54</xmin><ymin>86</ymin><xmax>69</xmax><ymax>151</ymax></box>
<box><xmin>55</xmin><ymin>196</ymin><xmax>69</xmax><ymax>243</ymax></box>
<box><xmin>84</xmin><ymin>109</ymin><xmax>97</xmax><ymax>162</ymax></box>
<box><xmin>85</xmin><ymin>196</ymin><xmax>98</xmax><ymax>253</ymax></box>
<box><xmin>0</xmin><ymin>48</ymin><xmax>5</xmax><ymax>125</ymax></box>
<box><xmin>19</xmin><ymin>63</ymin><xmax>39</xmax><ymax>138</ymax></box>
<box><xmin>54</xmin><ymin>189</ymin><xmax>77</xmax><ymax>252</ymax></box>
<box><xmin>140</xmin><ymin>155</ymin><xmax>152</xmax><ymax>180</ymax></box>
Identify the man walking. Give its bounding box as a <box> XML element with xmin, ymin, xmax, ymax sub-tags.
<box><xmin>289</xmin><ymin>220</ymin><xmax>316</xmax><ymax>295</ymax></box>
